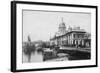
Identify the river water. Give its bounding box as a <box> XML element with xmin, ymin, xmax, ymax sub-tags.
<box><xmin>23</xmin><ymin>51</ymin><xmax>69</xmax><ymax>63</ymax></box>
<box><xmin>22</xmin><ymin>49</ymin><xmax>90</xmax><ymax>63</ymax></box>
<box><xmin>23</xmin><ymin>50</ymin><xmax>44</xmax><ymax>63</ymax></box>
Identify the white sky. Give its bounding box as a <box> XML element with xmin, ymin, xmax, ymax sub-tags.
<box><xmin>23</xmin><ymin>10</ymin><xmax>91</xmax><ymax>42</ymax></box>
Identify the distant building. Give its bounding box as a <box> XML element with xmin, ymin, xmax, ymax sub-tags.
<box><xmin>50</xmin><ymin>18</ymin><xmax>91</xmax><ymax>47</ymax></box>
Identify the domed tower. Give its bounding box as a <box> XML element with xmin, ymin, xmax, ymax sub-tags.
<box><xmin>59</xmin><ymin>17</ymin><xmax>66</xmax><ymax>33</ymax></box>
<box><xmin>55</xmin><ymin>17</ymin><xmax>67</xmax><ymax>36</ymax></box>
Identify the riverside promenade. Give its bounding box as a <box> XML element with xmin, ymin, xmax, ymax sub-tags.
<box><xmin>43</xmin><ymin>46</ymin><xmax>91</xmax><ymax>61</ymax></box>
<box><xmin>59</xmin><ymin>46</ymin><xmax>91</xmax><ymax>53</ymax></box>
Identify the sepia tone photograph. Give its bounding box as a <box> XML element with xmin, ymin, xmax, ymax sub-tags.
<box><xmin>22</xmin><ymin>10</ymin><xmax>91</xmax><ymax>63</ymax></box>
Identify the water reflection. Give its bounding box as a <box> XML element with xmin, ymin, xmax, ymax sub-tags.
<box><xmin>31</xmin><ymin>50</ymin><xmax>43</xmax><ymax>62</ymax></box>
<box><xmin>23</xmin><ymin>49</ymin><xmax>44</xmax><ymax>63</ymax></box>
<box><xmin>22</xmin><ymin>47</ymin><xmax>90</xmax><ymax>63</ymax></box>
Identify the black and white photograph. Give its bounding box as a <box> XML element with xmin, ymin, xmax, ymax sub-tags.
<box><xmin>22</xmin><ymin>10</ymin><xmax>91</xmax><ymax>63</ymax></box>
<box><xmin>11</xmin><ymin>1</ymin><xmax>97</xmax><ymax>72</ymax></box>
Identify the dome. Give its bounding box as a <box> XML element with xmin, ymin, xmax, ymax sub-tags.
<box><xmin>54</xmin><ymin>18</ymin><xmax>67</xmax><ymax>37</ymax></box>
<box><xmin>59</xmin><ymin>22</ymin><xmax>66</xmax><ymax>28</ymax></box>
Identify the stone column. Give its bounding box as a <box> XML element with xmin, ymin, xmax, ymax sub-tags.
<box><xmin>82</xmin><ymin>40</ymin><xmax>84</xmax><ymax>46</ymax></box>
